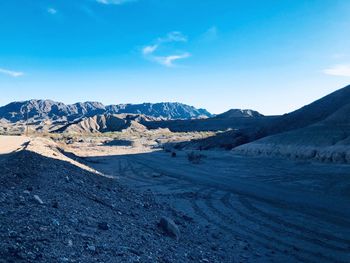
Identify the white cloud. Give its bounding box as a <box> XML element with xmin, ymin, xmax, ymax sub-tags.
<box><xmin>323</xmin><ymin>64</ymin><xmax>350</xmax><ymax>77</ymax></box>
<box><xmin>142</xmin><ymin>44</ymin><xmax>158</xmax><ymax>55</ymax></box>
<box><xmin>0</xmin><ymin>68</ymin><xmax>24</xmax><ymax>77</ymax></box>
<box><xmin>154</xmin><ymin>53</ymin><xmax>191</xmax><ymax>67</ymax></box>
<box><xmin>159</xmin><ymin>31</ymin><xmax>187</xmax><ymax>43</ymax></box>
<box><xmin>48</xmin><ymin>8</ymin><xmax>57</xmax><ymax>14</ymax></box>
<box><xmin>96</xmin><ymin>0</ymin><xmax>137</xmax><ymax>5</ymax></box>
<box><xmin>142</xmin><ymin>31</ymin><xmax>190</xmax><ymax>67</ymax></box>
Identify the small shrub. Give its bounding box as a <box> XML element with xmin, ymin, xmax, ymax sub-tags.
<box><xmin>187</xmin><ymin>151</ymin><xmax>206</xmax><ymax>164</ymax></box>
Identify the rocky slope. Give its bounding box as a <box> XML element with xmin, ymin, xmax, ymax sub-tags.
<box><xmin>235</xmin><ymin>99</ymin><xmax>350</xmax><ymax>163</ymax></box>
<box><xmin>179</xmin><ymin>85</ymin><xmax>350</xmax><ymax>162</ymax></box>
<box><xmin>143</xmin><ymin>111</ymin><xmax>269</xmax><ymax>133</ymax></box>
<box><xmin>261</xmin><ymin>84</ymin><xmax>350</xmax><ymax>135</ymax></box>
<box><xmin>106</xmin><ymin>102</ymin><xmax>211</xmax><ymax>120</ymax></box>
<box><xmin>0</xmin><ymin>100</ymin><xmax>212</xmax><ymax>122</ymax></box>
<box><xmin>0</xmin><ymin>137</ymin><xmax>229</xmax><ymax>262</ymax></box>
<box><xmin>55</xmin><ymin>114</ymin><xmax>149</xmax><ymax>134</ymax></box>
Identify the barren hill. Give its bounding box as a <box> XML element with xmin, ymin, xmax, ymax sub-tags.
<box><xmin>214</xmin><ymin>109</ymin><xmax>263</xmax><ymax>119</ymax></box>
<box><xmin>235</xmin><ymin>97</ymin><xmax>350</xmax><ymax>163</ymax></box>
<box><xmin>262</xmin><ymin>84</ymin><xmax>350</xmax><ymax>134</ymax></box>
<box><xmin>54</xmin><ymin>114</ymin><xmax>149</xmax><ymax>134</ymax></box>
<box><xmin>179</xmin><ymin>84</ymin><xmax>350</xmax><ymax>161</ymax></box>
<box><xmin>143</xmin><ymin>109</ymin><xmax>268</xmax><ymax>132</ymax></box>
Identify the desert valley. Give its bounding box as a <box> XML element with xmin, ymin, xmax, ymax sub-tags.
<box><xmin>1</xmin><ymin>85</ymin><xmax>350</xmax><ymax>262</ymax></box>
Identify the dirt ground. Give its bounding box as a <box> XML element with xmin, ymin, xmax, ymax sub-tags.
<box><xmin>63</xmin><ymin>135</ymin><xmax>350</xmax><ymax>263</ymax></box>
<box><xmin>0</xmin><ymin>136</ymin><xmax>29</xmax><ymax>154</ymax></box>
<box><xmin>1</xmin><ymin>135</ymin><xmax>350</xmax><ymax>262</ymax></box>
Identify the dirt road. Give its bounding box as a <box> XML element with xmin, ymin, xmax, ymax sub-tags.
<box><xmin>85</xmin><ymin>150</ymin><xmax>350</xmax><ymax>263</ymax></box>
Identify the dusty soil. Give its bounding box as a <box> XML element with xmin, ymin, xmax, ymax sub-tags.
<box><xmin>66</xmin><ymin>138</ymin><xmax>350</xmax><ymax>263</ymax></box>
<box><xmin>1</xmin><ymin>135</ymin><xmax>350</xmax><ymax>263</ymax></box>
<box><xmin>0</xmin><ymin>136</ymin><xmax>29</xmax><ymax>154</ymax></box>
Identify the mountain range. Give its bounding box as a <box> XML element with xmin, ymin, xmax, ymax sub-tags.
<box><xmin>0</xmin><ymin>100</ymin><xmax>212</xmax><ymax>122</ymax></box>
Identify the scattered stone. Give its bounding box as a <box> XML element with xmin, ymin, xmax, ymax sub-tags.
<box><xmin>68</xmin><ymin>240</ymin><xmax>73</xmax><ymax>247</ymax></box>
<box><xmin>18</xmin><ymin>196</ymin><xmax>25</xmax><ymax>204</ymax></box>
<box><xmin>68</xmin><ymin>217</ymin><xmax>79</xmax><ymax>225</ymax></box>
<box><xmin>33</xmin><ymin>195</ymin><xmax>44</xmax><ymax>205</ymax></box>
<box><xmin>87</xmin><ymin>245</ymin><xmax>96</xmax><ymax>252</ymax></box>
<box><xmin>39</xmin><ymin>226</ymin><xmax>48</xmax><ymax>231</ymax></box>
<box><xmin>152</xmin><ymin>172</ymin><xmax>162</xmax><ymax>178</ymax></box>
<box><xmin>98</xmin><ymin>222</ymin><xmax>109</xmax><ymax>231</ymax></box>
<box><xmin>23</xmin><ymin>190</ymin><xmax>30</xmax><ymax>195</ymax></box>
<box><xmin>182</xmin><ymin>214</ymin><xmax>194</xmax><ymax>222</ymax></box>
<box><xmin>52</xmin><ymin>219</ymin><xmax>60</xmax><ymax>226</ymax></box>
<box><xmin>52</xmin><ymin>200</ymin><xmax>59</xmax><ymax>209</ymax></box>
<box><xmin>158</xmin><ymin>216</ymin><xmax>180</xmax><ymax>240</ymax></box>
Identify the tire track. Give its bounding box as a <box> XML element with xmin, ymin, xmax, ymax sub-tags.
<box><xmin>219</xmin><ymin>193</ymin><xmax>349</xmax><ymax>263</ymax></box>
<box><xmin>189</xmin><ymin>188</ymin><xmax>316</xmax><ymax>263</ymax></box>
<box><xmin>236</xmin><ymin>194</ymin><xmax>350</xmax><ymax>246</ymax></box>
<box><xmin>203</xmin><ymin>190</ymin><xmax>341</xmax><ymax>263</ymax></box>
<box><xmin>217</xmin><ymin>193</ymin><xmax>349</xmax><ymax>252</ymax></box>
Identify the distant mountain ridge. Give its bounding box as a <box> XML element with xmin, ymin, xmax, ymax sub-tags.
<box><xmin>0</xmin><ymin>100</ymin><xmax>212</xmax><ymax>122</ymax></box>
<box><xmin>214</xmin><ymin>109</ymin><xmax>263</xmax><ymax>119</ymax></box>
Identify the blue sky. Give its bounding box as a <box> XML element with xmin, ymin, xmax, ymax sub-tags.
<box><xmin>1</xmin><ymin>0</ymin><xmax>350</xmax><ymax>114</ymax></box>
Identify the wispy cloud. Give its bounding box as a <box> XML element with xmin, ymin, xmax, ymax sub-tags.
<box><xmin>96</xmin><ymin>0</ymin><xmax>137</xmax><ymax>5</ymax></box>
<box><xmin>0</xmin><ymin>68</ymin><xmax>24</xmax><ymax>77</ymax></box>
<box><xmin>142</xmin><ymin>31</ymin><xmax>190</xmax><ymax>67</ymax></box>
<box><xmin>142</xmin><ymin>44</ymin><xmax>158</xmax><ymax>55</ymax></box>
<box><xmin>154</xmin><ymin>53</ymin><xmax>191</xmax><ymax>67</ymax></box>
<box><xmin>159</xmin><ymin>31</ymin><xmax>187</xmax><ymax>43</ymax></box>
<box><xmin>323</xmin><ymin>64</ymin><xmax>350</xmax><ymax>77</ymax></box>
<box><xmin>47</xmin><ymin>8</ymin><xmax>57</xmax><ymax>14</ymax></box>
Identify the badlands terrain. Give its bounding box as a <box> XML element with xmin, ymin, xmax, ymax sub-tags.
<box><xmin>1</xmin><ymin>85</ymin><xmax>350</xmax><ymax>263</ymax></box>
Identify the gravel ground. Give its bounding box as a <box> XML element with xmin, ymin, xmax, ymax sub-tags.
<box><xmin>0</xmin><ymin>149</ymin><xmax>230</xmax><ymax>263</ymax></box>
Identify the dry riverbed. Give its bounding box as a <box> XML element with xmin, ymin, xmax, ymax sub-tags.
<box><xmin>1</xmin><ymin>135</ymin><xmax>350</xmax><ymax>263</ymax></box>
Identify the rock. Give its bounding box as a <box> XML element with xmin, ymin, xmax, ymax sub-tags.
<box><xmin>158</xmin><ymin>216</ymin><xmax>180</xmax><ymax>240</ymax></box>
<box><xmin>33</xmin><ymin>195</ymin><xmax>44</xmax><ymax>205</ymax></box>
<box><xmin>98</xmin><ymin>222</ymin><xmax>109</xmax><ymax>231</ymax></box>
<box><xmin>52</xmin><ymin>219</ymin><xmax>60</xmax><ymax>226</ymax></box>
<box><xmin>152</xmin><ymin>173</ymin><xmax>162</xmax><ymax>178</ymax></box>
<box><xmin>18</xmin><ymin>196</ymin><xmax>25</xmax><ymax>204</ymax></box>
<box><xmin>87</xmin><ymin>245</ymin><xmax>96</xmax><ymax>252</ymax></box>
<box><xmin>52</xmin><ymin>200</ymin><xmax>59</xmax><ymax>209</ymax></box>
